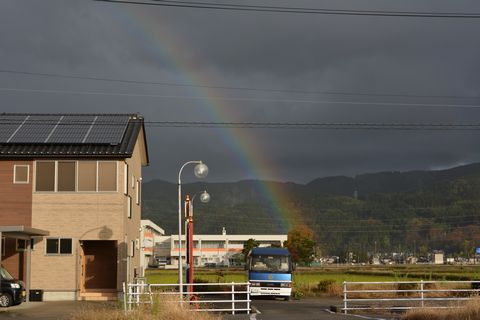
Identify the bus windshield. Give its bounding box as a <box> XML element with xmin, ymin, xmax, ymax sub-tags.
<box><xmin>250</xmin><ymin>254</ymin><xmax>290</xmax><ymax>273</ymax></box>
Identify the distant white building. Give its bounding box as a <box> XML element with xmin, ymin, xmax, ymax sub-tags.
<box><xmin>433</xmin><ymin>252</ymin><xmax>444</xmax><ymax>265</ymax></box>
<box><xmin>140</xmin><ymin>220</ymin><xmax>165</xmax><ymax>276</ymax></box>
<box><xmin>154</xmin><ymin>230</ymin><xmax>287</xmax><ymax>268</ymax></box>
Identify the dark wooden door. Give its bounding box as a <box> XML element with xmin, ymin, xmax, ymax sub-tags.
<box><xmin>82</xmin><ymin>241</ymin><xmax>117</xmax><ymax>290</ymax></box>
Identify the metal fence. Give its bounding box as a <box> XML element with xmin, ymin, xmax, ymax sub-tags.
<box><xmin>123</xmin><ymin>281</ymin><xmax>251</xmax><ymax>314</ymax></box>
<box><xmin>343</xmin><ymin>280</ymin><xmax>480</xmax><ymax>314</ymax></box>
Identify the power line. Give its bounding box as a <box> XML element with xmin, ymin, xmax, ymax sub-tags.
<box><xmin>142</xmin><ymin>121</ymin><xmax>480</xmax><ymax>130</ymax></box>
<box><xmin>2</xmin><ymin>87</ymin><xmax>480</xmax><ymax>109</ymax></box>
<box><xmin>200</xmin><ymin>210</ymin><xmax>480</xmax><ymax>223</ymax></box>
<box><xmin>2</xmin><ymin>68</ymin><xmax>478</xmax><ymax>100</ymax></box>
<box><xmin>2</xmin><ymin>117</ymin><xmax>480</xmax><ymax>130</ymax></box>
<box><xmin>95</xmin><ymin>0</ymin><xmax>480</xmax><ymax>18</ymax></box>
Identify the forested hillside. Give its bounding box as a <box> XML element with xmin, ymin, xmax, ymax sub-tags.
<box><xmin>142</xmin><ymin>163</ymin><xmax>480</xmax><ymax>257</ymax></box>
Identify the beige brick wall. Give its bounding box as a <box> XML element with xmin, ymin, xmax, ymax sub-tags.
<box><xmin>124</xmin><ymin>128</ymin><xmax>147</xmax><ymax>281</ymax></box>
<box><xmin>31</xmin><ymin>189</ymin><xmax>125</xmax><ymax>291</ymax></box>
<box><xmin>30</xmin><ymin>128</ymin><xmax>147</xmax><ymax>295</ymax></box>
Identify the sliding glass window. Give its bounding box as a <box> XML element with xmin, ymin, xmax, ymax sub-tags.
<box><xmin>36</xmin><ymin>161</ymin><xmax>55</xmax><ymax>191</ymax></box>
<box><xmin>78</xmin><ymin>161</ymin><xmax>97</xmax><ymax>191</ymax></box>
<box><xmin>58</xmin><ymin>161</ymin><xmax>76</xmax><ymax>191</ymax></box>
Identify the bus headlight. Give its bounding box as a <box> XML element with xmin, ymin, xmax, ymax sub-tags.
<box><xmin>280</xmin><ymin>282</ymin><xmax>292</xmax><ymax>288</ymax></box>
<box><xmin>10</xmin><ymin>283</ymin><xmax>21</xmax><ymax>289</ymax></box>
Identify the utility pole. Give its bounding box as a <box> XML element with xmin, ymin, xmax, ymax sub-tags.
<box><xmin>185</xmin><ymin>195</ymin><xmax>194</xmax><ymax>296</ymax></box>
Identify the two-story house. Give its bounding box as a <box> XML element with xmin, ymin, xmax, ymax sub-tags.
<box><xmin>0</xmin><ymin>113</ymin><xmax>148</xmax><ymax>301</ymax></box>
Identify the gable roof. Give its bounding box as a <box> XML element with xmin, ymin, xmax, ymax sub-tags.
<box><xmin>0</xmin><ymin>113</ymin><xmax>149</xmax><ymax>164</ymax></box>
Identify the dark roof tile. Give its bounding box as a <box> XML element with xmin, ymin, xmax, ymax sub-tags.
<box><xmin>0</xmin><ymin>113</ymin><xmax>147</xmax><ymax>162</ymax></box>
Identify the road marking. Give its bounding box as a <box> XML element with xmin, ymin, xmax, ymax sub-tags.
<box><xmin>323</xmin><ymin>309</ymin><xmax>387</xmax><ymax>320</ymax></box>
<box><xmin>348</xmin><ymin>314</ymin><xmax>387</xmax><ymax>320</ymax></box>
<box><xmin>251</xmin><ymin>306</ymin><xmax>262</xmax><ymax>314</ymax></box>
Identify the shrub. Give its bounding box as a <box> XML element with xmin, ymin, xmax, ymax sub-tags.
<box><xmin>397</xmin><ymin>283</ymin><xmax>418</xmax><ymax>296</ymax></box>
<box><xmin>193</xmin><ymin>277</ymin><xmax>211</xmax><ymax>293</ymax></box>
<box><xmin>317</xmin><ymin>279</ymin><xmax>336</xmax><ymax>293</ymax></box>
<box><xmin>292</xmin><ymin>288</ymin><xmax>304</xmax><ymax>300</ymax></box>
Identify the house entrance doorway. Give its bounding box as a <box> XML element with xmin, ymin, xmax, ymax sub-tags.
<box><xmin>80</xmin><ymin>240</ymin><xmax>117</xmax><ymax>291</ymax></box>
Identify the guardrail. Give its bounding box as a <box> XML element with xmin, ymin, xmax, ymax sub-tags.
<box><xmin>342</xmin><ymin>280</ymin><xmax>480</xmax><ymax>314</ymax></box>
<box><xmin>123</xmin><ymin>281</ymin><xmax>251</xmax><ymax>314</ymax></box>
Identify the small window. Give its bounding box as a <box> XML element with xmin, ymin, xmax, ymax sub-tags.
<box><xmin>16</xmin><ymin>239</ymin><xmax>27</xmax><ymax>251</ymax></box>
<box><xmin>36</xmin><ymin>161</ymin><xmax>55</xmax><ymax>191</ymax></box>
<box><xmin>135</xmin><ymin>180</ymin><xmax>140</xmax><ymax>205</ymax></box>
<box><xmin>46</xmin><ymin>238</ymin><xmax>59</xmax><ymax>254</ymax></box>
<box><xmin>98</xmin><ymin>162</ymin><xmax>117</xmax><ymax>191</ymax></box>
<box><xmin>14</xmin><ymin>165</ymin><xmax>29</xmax><ymax>184</ymax></box>
<box><xmin>131</xmin><ymin>174</ymin><xmax>135</xmax><ymax>189</ymax></box>
<box><xmin>1</xmin><ymin>237</ymin><xmax>5</xmax><ymax>257</ymax></box>
<box><xmin>127</xmin><ymin>196</ymin><xmax>132</xmax><ymax>219</ymax></box>
<box><xmin>124</xmin><ymin>163</ymin><xmax>128</xmax><ymax>195</ymax></box>
<box><xmin>60</xmin><ymin>239</ymin><xmax>72</xmax><ymax>254</ymax></box>
<box><xmin>130</xmin><ymin>240</ymin><xmax>135</xmax><ymax>257</ymax></box>
<box><xmin>46</xmin><ymin>238</ymin><xmax>72</xmax><ymax>255</ymax></box>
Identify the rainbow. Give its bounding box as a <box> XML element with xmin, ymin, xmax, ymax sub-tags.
<box><xmin>114</xmin><ymin>6</ymin><xmax>305</xmax><ymax>232</ymax></box>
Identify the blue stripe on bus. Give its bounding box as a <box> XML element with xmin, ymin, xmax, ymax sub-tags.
<box><xmin>249</xmin><ymin>273</ymin><xmax>292</xmax><ymax>281</ymax></box>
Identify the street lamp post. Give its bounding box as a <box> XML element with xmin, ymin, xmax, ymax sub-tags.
<box><xmin>178</xmin><ymin>161</ymin><xmax>208</xmax><ymax>299</ymax></box>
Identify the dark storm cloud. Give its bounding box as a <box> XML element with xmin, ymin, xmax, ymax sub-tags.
<box><xmin>1</xmin><ymin>0</ymin><xmax>480</xmax><ymax>183</ymax></box>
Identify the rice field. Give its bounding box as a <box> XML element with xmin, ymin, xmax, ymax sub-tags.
<box><xmin>146</xmin><ymin>269</ymin><xmax>246</xmax><ymax>284</ymax></box>
<box><xmin>146</xmin><ymin>265</ymin><xmax>480</xmax><ymax>298</ymax></box>
<box><xmin>146</xmin><ymin>264</ymin><xmax>480</xmax><ymax>294</ymax></box>
<box><xmin>146</xmin><ymin>270</ymin><xmax>401</xmax><ymax>283</ymax></box>
<box><xmin>147</xmin><ymin>264</ymin><xmax>480</xmax><ymax>284</ymax></box>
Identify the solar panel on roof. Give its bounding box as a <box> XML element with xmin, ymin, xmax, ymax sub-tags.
<box><xmin>0</xmin><ymin>114</ymin><xmax>131</xmax><ymax>145</ymax></box>
<box><xmin>9</xmin><ymin>115</ymin><xmax>61</xmax><ymax>143</ymax></box>
<box><xmin>84</xmin><ymin>115</ymin><xmax>129</xmax><ymax>145</ymax></box>
<box><xmin>0</xmin><ymin>114</ymin><xmax>28</xmax><ymax>143</ymax></box>
<box><xmin>46</xmin><ymin>115</ymin><xmax>96</xmax><ymax>143</ymax></box>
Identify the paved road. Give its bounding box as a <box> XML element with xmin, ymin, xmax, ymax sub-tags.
<box><xmin>0</xmin><ymin>301</ymin><xmax>102</xmax><ymax>320</ymax></box>
<box><xmin>224</xmin><ymin>297</ymin><xmax>399</xmax><ymax>320</ymax></box>
<box><xmin>0</xmin><ymin>298</ymin><xmax>401</xmax><ymax>320</ymax></box>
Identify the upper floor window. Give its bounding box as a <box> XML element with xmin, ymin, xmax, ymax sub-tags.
<box><xmin>136</xmin><ymin>179</ymin><xmax>141</xmax><ymax>205</ymax></box>
<box><xmin>78</xmin><ymin>161</ymin><xmax>97</xmax><ymax>191</ymax></box>
<box><xmin>35</xmin><ymin>160</ymin><xmax>117</xmax><ymax>192</ymax></box>
<box><xmin>98</xmin><ymin>162</ymin><xmax>116</xmax><ymax>191</ymax></box>
<box><xmin>123</xmin><ymin>163</ymin><xmax>128</xmax><ymax>195</ymax></box>
<box><xmin>36</xmin><ymin>162</ymin><xmax>55</xmax><ymax>191</ymax></box>
<box><xmin>58</xmin><ymin>161</ymin><xmax>76</xmax><ymax>191</ymax></box>
<box><xmin>14</xmin><ymin>165</ymin><xmax>30</xmax><ymax>184</ymax></box>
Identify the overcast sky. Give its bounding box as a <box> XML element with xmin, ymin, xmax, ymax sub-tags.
<box><xmin>1</xmin><ymin>0</ymin><xmax>480</xmax><ymax>183</ymax></box>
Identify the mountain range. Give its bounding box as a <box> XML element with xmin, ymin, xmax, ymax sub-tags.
<box><xmin>142</xmin><ymin>163</ymin><xmax>480</xmax><ymax>256</ymax></box>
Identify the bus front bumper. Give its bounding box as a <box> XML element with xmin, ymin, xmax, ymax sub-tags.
<box><xmin>250</xmin><ymin>287</ymin><xmax>291</xmax><ymax>297</ymax></box>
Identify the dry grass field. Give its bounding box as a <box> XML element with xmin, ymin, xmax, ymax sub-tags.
<box><xmin>402</xmin><ymin>297</ymin><xmax>480</xmax><ymax>320</ymax></box>
<box><xmin>69</xmin><ymin>296</ymin><xmax>221</xmax><ymax>320</ymax></box>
